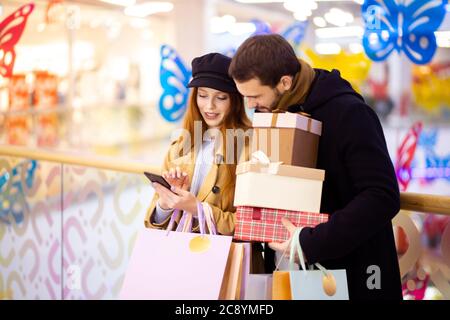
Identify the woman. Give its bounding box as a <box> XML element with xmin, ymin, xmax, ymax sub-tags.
<box><xmin>144</xmin><ymin>53</ymin><xmax>264</xmax><ymax>272</ymax></box>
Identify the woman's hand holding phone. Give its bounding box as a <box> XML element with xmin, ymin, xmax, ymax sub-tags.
<box><xmin>162</xmin><ymin>167</ymin><xmax>189</xmax><ymax>191</ymax></box>
<box><xmin>154</xmin><ymin>167</ymin><xmax>197</xmax><ymax>214</ymax></box>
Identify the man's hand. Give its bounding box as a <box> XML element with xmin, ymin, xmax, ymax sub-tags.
<box><xmin>268</xmin><ymin>217</ymin><xmax>303</xmax><ymax>264</ymax></box>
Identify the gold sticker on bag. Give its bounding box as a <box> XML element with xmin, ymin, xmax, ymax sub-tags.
<box><xmin>189</xmin><ymin>236</ymin><xmax>211</xmax><ymax>253</ymax></box>
<box><xmin>322</xmin><ymin>274</ymin><xmax>337</xmax><ymax>296</ymax></box>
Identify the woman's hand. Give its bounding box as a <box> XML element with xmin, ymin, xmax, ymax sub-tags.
<box><xmin>162</xmin><ymin>167</ymin><xmax>189</xmax><ymax>191</ymax></box>
<box><xmin>157</xmin><ymin>167</ymin><xmax>190</xmax><ymax>210</ymax></box>
<box><xmin>153</xmin><ymin>183</ymin><xmax>198</xmax><ymax>216</ymax></box>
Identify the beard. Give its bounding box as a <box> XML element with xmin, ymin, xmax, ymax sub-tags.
<box><xmin>253</xmin><ymin>87</ymin><xmax>284</xmax><ymax>113</ymax></box>
<box><xmin>269</xmin><ymin>87</ymin><xmax>284</xmax><ymax>111</ymax></box>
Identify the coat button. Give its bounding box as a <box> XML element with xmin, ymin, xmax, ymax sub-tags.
<box><xmin>215</xmin><ymin>154</ymin><xmax>224</xmax><ymax>164</ymax></box>
<box><xmin>212</xmin><ymin>186</ymin><xmax>220</xmax><ymax>194</ymax></box>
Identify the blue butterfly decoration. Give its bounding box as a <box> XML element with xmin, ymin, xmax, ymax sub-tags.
<box><xmin>0</xmin><ymin>159</ymin><xmax>37</xmax><ymax>225</ymax></box>
<box><xmin>159</xmin><ymin>45</ymin><xmax>192</xmax><ymax>122</ymax></box>
<box><xmin>362</xmin><ymin>0</ymin><xmax>447</xmax><ymax>65</ymax></box>
<box><xmin>281</xmin><ymin>21</ymin><xmax>309</xmax><ymax>48</ymax></box>
<box><xmin>250</xmin><ymin>19</ymin><xmax>272</xmax><ymax>36</ymax></box>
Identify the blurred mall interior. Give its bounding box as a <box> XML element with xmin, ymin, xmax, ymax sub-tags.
<box><xmin>0</xmin><ymin>0</ymin><xmax>449</xmax><ymax>300</ymax></box>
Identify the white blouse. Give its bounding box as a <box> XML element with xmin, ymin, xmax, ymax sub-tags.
<box><xmin>153</xmin><ymin>138</ymin><xmax>216</xmax><ymax>224</ymax></box>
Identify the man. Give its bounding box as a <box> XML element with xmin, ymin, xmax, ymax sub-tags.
<box><xmin>229</xmin><ymin>34</ymin><xmax>402</xmax><ymax>300</ymax></box>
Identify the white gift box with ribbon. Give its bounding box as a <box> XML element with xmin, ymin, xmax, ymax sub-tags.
<box><xmin>234</xmin><ymin>151</ymin><xmax>324</xmax><ymax>213</ymax></box>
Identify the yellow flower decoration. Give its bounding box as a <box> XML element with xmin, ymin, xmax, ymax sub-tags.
<box><xmin>303</xmin><ymin>46</ymin><xmax>372</xmax><ymax>93</ymax></box>
<box><xmin>412</xmin><ymin>65</ymin><xmax>450</xmax><ymax>113</ymax></box>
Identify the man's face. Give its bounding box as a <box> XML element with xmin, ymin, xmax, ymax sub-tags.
<box><xmin>235</xmin><ymin>78</ymin><xmax>284</xmax><ymax>113</ymax></box>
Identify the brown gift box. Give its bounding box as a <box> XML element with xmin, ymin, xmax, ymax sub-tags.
<box><xmin>251</xmin><ymin>112</ymin><xmax>322</xmax><ymax>168</ymax></box>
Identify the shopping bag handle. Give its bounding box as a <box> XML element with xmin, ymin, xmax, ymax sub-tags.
<box><xmin>166</xmin><ymin>209</ymin><xmax>181</xmax><ymax>233</ymax></box>
<box><xmin>289</xmin><ymin>228</ymin><xmax>329</xmax><ymax>277</ymax></box>
<box><xmin>166</xmin><ymin>201</ymin><xmax>216</xmax><ymax>235</ymax></box>
<box><xmin>289</xmin><ymin>228</ymin><xmax>306</xmax><ymax>272</ymax></box>
<box><xmin>201</xmin><ymin>202</ymin><xmax>217</xmax><ymax>235</ymax></box>
<box><xmin>197</xmin><ymin>200</ymin><xmax>206</xmax><ymax>235</ymax></box>
<box><xmin>166</xmin><ymin>209</ymin><xmax>195</xmax><ymax>234</ymax></box>
<box><xmin>274</xmin><ymin>228</ymin><xmax>303</xmax><ymax>271</ymax></box>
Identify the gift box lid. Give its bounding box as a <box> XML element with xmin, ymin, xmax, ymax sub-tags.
<box><xmin>252</xmin><ymin>112</ymin><xmax>322</xmax><ymax>136</ymax></box>
<box><xmin>236</xmin><ymin>161</ymin><xmax>325</xmax><ymax>181</ymax></box>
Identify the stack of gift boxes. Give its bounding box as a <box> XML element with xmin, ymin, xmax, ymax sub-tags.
<box><xmin>233</xmin><ymin>112</ymin><xmax>328</xmax><ymax>243</ymax></box>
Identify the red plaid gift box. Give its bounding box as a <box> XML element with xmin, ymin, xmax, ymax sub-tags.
<box><xmin>234</xmin><ymin>206</ymin><xmax>329</xmax><ymax>243</ymax></box>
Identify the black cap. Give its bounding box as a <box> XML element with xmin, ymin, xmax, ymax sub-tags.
<box><xmin>187</xmin><ymin>53</ymin><xmax>238</xmax><ymax>93</ymax></box>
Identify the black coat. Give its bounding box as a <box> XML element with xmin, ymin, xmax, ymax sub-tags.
<box><xmin>286</xmin><ymin>69</ymin><xmax>402</xmax><ymax>300</ymax></box>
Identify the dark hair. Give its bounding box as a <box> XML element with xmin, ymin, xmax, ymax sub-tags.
<box><xmin>229</xmin><ymin>34</ymin><xmax>300</xmax><ymax>87</ymax></box>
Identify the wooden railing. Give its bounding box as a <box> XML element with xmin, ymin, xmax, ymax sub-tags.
<box><xmin>400</xmin><ymin>192</ymin><xmax>450</xmax><ymax>216</ymax></box>
<box><xmin>1</xmin><ymin>144</ymin><xmax>449</xmax><ymax>216</ymax></box>
<box><xmin>0</xmin><ymin>144</ymin><xmax>159</xmax><ymax>175</ymax></box>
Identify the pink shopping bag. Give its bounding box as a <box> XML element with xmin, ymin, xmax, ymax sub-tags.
<box><xmin>120</xmin><ymin>202</ymin><xmax>232</xmax><ymax>299</ymax></box>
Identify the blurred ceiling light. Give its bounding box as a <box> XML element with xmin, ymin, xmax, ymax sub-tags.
<box><xmin>211</xmin><ymin>15</ymin><xmax>236</xmax><ymax>33</ymax></box>
<box><xmin>349</xmin><ymin>42</ymin><xmax>364</xmax><ymax>53</ymax></box>
<box><xmin>130</xmin><ymin>17</ymin><xmax>151</xmax><ymax>28</ymax></box>
<box><xmin>229</xmin><ymin>23</ymin><xmax>257</xmax><ymax>35</ymax></box>
<box><xmin>294</xmin><ymin>12</ymin><xmax>309</xmax><ymax>21</ymax></box>
<box><xmin>324</xmin><ymin>7</ymin><xmax>354</xmax><ymax>27</ymax></box>
<box><xmin>315</xmin><ymin>0</ymin><xmax>362</xmax><ymax>2</ymax></box>
<box><xmin>284</xmin><ymin>0</ymin><xmax>317</xmax><ymax>22</ymax></box>
<box><xmin>100</xmin><ymin>0</ymin><xmax>136</xmax><ymax>6</ymax></box>
<box><xmin>313</xmin><ymin>16</ymin><xmax>326</xmax><ymax>28</ymax></box>
<box><xmin>222</xmin><ymin>14</ymin><xmax>237</xmax><ymax>24</ymax></box>
<box><xmin>315</xmin><ymin>43</ymin><xmax>341</xmax><ymax>55</ymax></box>
<box><xmin>284</xmin><ymin>0</ymin><xmax>317</xmax><ymax>12</ymax></box>
<box><xmin>315</xmin><ymin>26</ymin><xmax>364</xmax><ymax>38</ymax></box>
<box><xmin>124</xmin><ymin>2</ymin><xmax>173</xmax><ymax>18</ymax></box>
<box><xmin>435</xmin><ymin>31</ymin><xmax>450</xmax><ymax>48</ymax></box>
<box><xmin>235</xmin><ymin>0</ymin><xmax>284</xmax><ymax>3</ymax></box>
<box><xmin>211</xmin><ymin>15</ymin><xmax>255</xmax><ymax>35</ymax></box>
<box><xmin>211</xmin><ymin>17</ymin><xmax>227</xmax><ymax>33</ymax></box>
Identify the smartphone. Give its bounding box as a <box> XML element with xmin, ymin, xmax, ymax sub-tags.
<box><xmin>144</xmin><ymin>172</ymin><xmax>171</xmax><ymax>190</ymax></box>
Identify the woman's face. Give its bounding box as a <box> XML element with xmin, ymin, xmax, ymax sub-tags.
<box><xmin>196</xmin><ymin>87</ymin><xmax>231</xmax><ymax>128</ymax></box>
